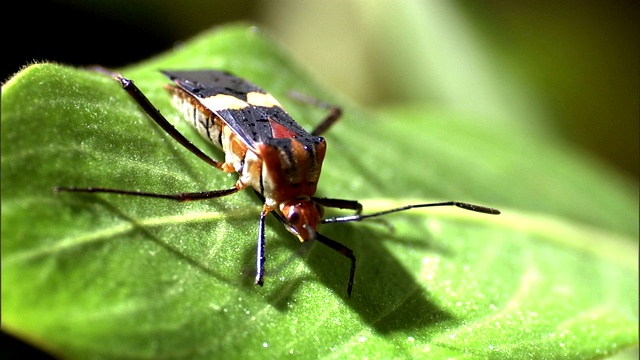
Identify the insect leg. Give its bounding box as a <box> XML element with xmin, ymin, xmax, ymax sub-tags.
<box><xmin>311</xmin><ymin>106</ymin><xmax>342</xmax><ymax>136</ymax></box>
<box><xmin>54</xmin><ymin>186</ymin><xmax>239</xmax><ymax>201</ymax></box>
<box><xmin>103</xmin><ymin>70</ymin><xmax>226</xmax><ymax>171</ymax></box>
<box><xmin>321</xmin><ymin>201</ymin><xmax>500</xmax><ymax>224</ymax></box>
<box><xmin>262</xmin><ymin>199</ymin><xmax>356</xmax><ymax>297</ymax></box>
<box><xmin>255</xmin><ymin>208</ymin><xmax>268</xmax><ymax>286</ymax></box>
<box><xmin>289</xmin><ymin>91</ymin><xmax>342</xmax><ymax>136</ymax></box>
<box><xmin>315</xmin><ymin>233</ymin><xmax>356</xmax><ymax>297</ymax></box>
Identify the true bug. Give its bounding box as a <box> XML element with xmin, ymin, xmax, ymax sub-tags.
<box><xmin>55</xmin><ymin>70</ymin><xmax>500</xmax><ymax>297</ymax></box>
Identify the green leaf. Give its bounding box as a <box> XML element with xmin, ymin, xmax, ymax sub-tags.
<box><xmin>2</xmin><ymin>24</ymin><xmax>637</xmax><ymax>359</ymax></box>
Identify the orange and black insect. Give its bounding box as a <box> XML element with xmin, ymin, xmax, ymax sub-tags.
<box><xmin>55</xmin><ymin>70</ymin><xmax>500</xmax><ymax>297</ymax></box>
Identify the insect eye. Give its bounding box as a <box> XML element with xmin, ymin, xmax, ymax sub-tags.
<box><xmin>287</xmin><ymin>210</ymin><xmax>300</xmax><ymax>225</ymax></box>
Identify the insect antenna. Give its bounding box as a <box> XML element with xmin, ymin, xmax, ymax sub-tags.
<box><xmin>321</xmin><ymin>201</ymin><xmax>500</xmax><ymax>225</ymax></box>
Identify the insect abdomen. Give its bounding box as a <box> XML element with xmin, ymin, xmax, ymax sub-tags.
<box><xmin>166</xmin><ymin>86</ymin><xmax>251</xmax><ymax>176</ymax></box>
<box><xmin>168</xmin><ymin>88</ymin><xmax>225</xmax><ymax>150</ymax></box>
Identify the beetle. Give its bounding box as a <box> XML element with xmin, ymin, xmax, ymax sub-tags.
<box><xmin>55</xmin><ymin>69</ymin><xmax>500</xmax><ymax>297</ymax></box>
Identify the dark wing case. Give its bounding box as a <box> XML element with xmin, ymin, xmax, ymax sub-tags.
<box><xmin>162</xmin><ymin>70</ymin><xmax>321</xmax><ymax>150</ymax></box>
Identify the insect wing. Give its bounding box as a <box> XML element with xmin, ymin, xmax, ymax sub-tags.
<box><xmin>162</xmin><ymin>70</ymin><xmax>318</xmax><ymax>151</ymax></box>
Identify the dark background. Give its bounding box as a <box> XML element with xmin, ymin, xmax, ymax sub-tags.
<box><xmin>3</xmin><ymin>1</ymin><xmax>638</xmax><ymax>180</ymax></box>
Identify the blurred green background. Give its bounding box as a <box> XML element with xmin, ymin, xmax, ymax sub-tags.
<box><xmin>3</xmin><ymin>1</ymin><xmax>638</xmax><ymax>358</ymax></box>
<box><xmin>3</xmin><ymin>0</ymin><xmax>638</xmax><ymax>182</ymax></box>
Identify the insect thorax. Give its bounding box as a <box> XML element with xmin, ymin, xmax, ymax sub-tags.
<box><xmin>259</xmin><ymin>137</ymin><xmax>327</xmax><ymax>205</ymax></box>
<box><xmin>166</xmin><ymin>85</ymin><xmax>327</xmax><ymax>206</ymax></box>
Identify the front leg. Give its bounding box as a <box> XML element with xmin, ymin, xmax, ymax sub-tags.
<box><xmin>254</xmin><ymin>207</ymin><xmax>269</xmax><ymax>286</ymax></box>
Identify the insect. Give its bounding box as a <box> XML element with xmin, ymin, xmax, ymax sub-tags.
<box><xmin>55</xmin><ymin>69</ymin><xmax>500</xmax><ymax>297</ymax></box>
